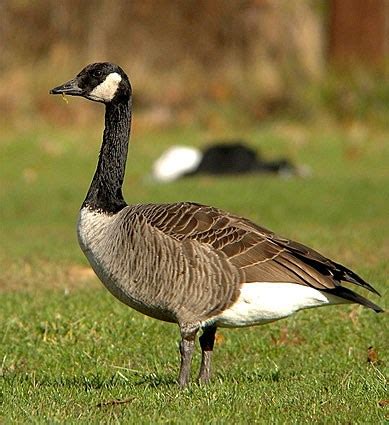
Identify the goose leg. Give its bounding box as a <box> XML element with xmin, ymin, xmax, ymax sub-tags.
<box><xmin>178</xmin><ymin>325</ymin><xmax>198</xmax><ymax>387</ymax></box>
<box><xmin>198</xmin><ymin>326</ymin><xmax>216</xmax><ymax>384</ymax></box>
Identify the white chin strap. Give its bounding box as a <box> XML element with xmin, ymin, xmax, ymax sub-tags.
<box><xmin>89</xmin><ymin>72</ymin><xmax>122</xmax><ymax>102</ymax></box>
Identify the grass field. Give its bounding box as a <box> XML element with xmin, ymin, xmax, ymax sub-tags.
<box><xmin>0</xmin><ymin>117</ymin><xmax>388</xmax><ymax>423</ymax></box>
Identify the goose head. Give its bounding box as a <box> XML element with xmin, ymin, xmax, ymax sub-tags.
<box><xmin>50</xmin><ymin>62</ymin><xmax>131</xmax><ymax>104</ymax></box>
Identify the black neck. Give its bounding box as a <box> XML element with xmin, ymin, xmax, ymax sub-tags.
<box><xmin>83</xmin><ymin>99</ymin><xmax>131</xmax><ymax>213</ymax></box>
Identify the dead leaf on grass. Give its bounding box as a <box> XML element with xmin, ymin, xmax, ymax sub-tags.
<box><xmin>271</xmin><ymin>325</ymin><xmax>305</xmax><ymax>346</ymax></box>
<box><xmin>348</xmin><ymin>305</ymin><xmax>361</xmax><ymax>326</ymax></box>
<box><xmin>215</xmin><ymin>332</ymin><xmax>225</xmax><ymax>346</ymax></box>
<box><xmin>378</xmin><ymin>400</ymin><xmax>389</xmax><ymax>408</ymax></box>
<box><xmin>367</xmin><ymin>346</ymin><xmax>379</xmax><ymax>365</ymax></box>
<box><xmin>96</xmin><ymin>398</ymin><xmax>135</xmax><ymax>408</ymax></box>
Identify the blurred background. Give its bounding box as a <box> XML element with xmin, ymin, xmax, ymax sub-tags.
<box><xmin>0</xmin><ymin>0</ymin><xmax>388</xmax><ymax>130</ymax></box>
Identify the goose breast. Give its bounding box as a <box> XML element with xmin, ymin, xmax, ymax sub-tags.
<box><xmin>77</xmin><ymin>205</ymin><xmax>241</xmax><ymax>324</ymax></box>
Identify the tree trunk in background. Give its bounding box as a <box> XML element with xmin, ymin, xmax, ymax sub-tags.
<box><xmin>329</xmin><ymin>0</ymin><xmax>389</xmax><ymax>66</ymax></box>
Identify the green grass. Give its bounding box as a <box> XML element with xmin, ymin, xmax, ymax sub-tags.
<box><xmin>0</xmin><ymin>118</ymin><xmax>388</xmax><ymax>423</ymax></box>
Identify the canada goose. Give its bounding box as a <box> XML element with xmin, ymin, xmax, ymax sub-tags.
<box><xmin>50</xmin><ymin>63</ymin><xmax>383</xmax><ymax>387</ymax></box>
<box><xmin>152</xmin><ymin>142</ymin><xmax>305</xmax><ymax>182</ymax></box>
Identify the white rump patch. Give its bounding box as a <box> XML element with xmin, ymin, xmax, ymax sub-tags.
<box><xmin>89</xmin><ymin>72</ymin><xmax>122</xmax><ymax>102</ymax></box>
<box><xmin>214</xmin><ymin>282</ymin><xmax>348</xmax><ymax>328</ymax></box>
<box><xmin>152</xmin><ymin>146</ymin><xmax>202</xmax><ymax>182</ymax></box>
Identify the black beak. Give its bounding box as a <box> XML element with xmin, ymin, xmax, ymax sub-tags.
<box><xmin>50</xmin><ymin>78</ymin><xmax>83</xmax><ymax>96</ymax></box>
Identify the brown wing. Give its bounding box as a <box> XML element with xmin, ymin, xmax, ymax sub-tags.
<box><xmin>131</xmin><ymin>202</ymin><xmax>381</xmax><ymax>311</ymax></box>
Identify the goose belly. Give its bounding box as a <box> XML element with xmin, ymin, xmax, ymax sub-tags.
<box><xmin>213</xmin><ymin>282</ymin><xmax>345</xmax><ymax>328</ymax></box>
<box><xmin>77</xmin><ymin>208</ymin><xmax>176</xmax><ymax>322</ymax></box>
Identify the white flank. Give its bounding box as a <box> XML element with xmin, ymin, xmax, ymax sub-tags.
<box><xmin>89</xmin><ymin>72</ymin><xmax>122</xmax><ymax>102</ymax></box>
<box><xmin>152</xmin><ymin>145</ymin><xmax>202</xmax><ymax>182</ymax></box>
<box><xmin>214</xmin><ymin>282</ymin><xmax>347</xmax><ymax>328</ymax></box>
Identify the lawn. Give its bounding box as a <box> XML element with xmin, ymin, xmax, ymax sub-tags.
<box><xmin>0</xmin><ymin>117</ymin><xmax>388</xmax><ymax>423</ymax></box>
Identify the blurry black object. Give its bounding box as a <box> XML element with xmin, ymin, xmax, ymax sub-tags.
<box><xmin>192</xmin><ymin>142</ymin><xmax>296</xmax><ymax>176</ymax></box>
<box><xmin>152</xmin><ymin>141</ymin><xmax>309</xmax><ymax>182</ymax></box>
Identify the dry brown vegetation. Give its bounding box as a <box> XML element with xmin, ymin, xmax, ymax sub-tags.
<box><xmin>0</xmin><ymin>1</ymin><xmax>387</xmax><ymax>130</ymax></box>
<box><xmin>1</xmin><ymin>1</ymin><xmax>325</xmax><ymax>124</ymax></box>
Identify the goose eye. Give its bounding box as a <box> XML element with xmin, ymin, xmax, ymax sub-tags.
<box><xmin>92</xmin><ymin>70</ymin><xmax>102</xmax><ymax>78</ymax></box>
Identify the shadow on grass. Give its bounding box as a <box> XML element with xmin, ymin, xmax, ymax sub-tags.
<box><xmin>3</xmin><ymin>363</ymin><xmax>294</xmax><ymax>394</ymax></box>
<box><xmin>4</xmin><ymin>370</ymin><xmax>178</xmax><ymax>390</ymax></box>
<box><xmin>217</xmin><ymin>368</ymin><xmax>284</xmax><ymax>385</ymax></box>
<box><xmin>134</xmin><ymin>373</ymin><xmax>177</xmax><ymax>387</ymax></box>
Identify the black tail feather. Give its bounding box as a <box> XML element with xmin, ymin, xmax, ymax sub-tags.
<box><xmin>333</xmin><ymin>261</ymin><xmax>381</xmax><ymax>296</ymax></box>
<box><xmin>289</xmin><ymin>249</ymin><xmax>381</xmax><ymax>297</ymax></box>
<box><xmin>327</xmin><ymin>286</ymin><xmax>384</xmax><ymax>313</ymax></box>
